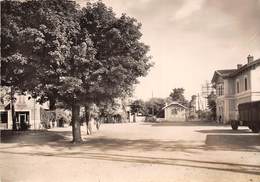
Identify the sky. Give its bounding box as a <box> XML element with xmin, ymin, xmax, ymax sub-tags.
<box><xmin>78</xmin><ymin>0</ymin><xmax>260</xmax><ymax>101</ymax></box>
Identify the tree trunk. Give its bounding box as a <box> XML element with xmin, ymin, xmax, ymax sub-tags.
<box><xmin>49</xmin><ymin>96</ymin><xmax>56</xmax><ymax>110</ymax></box>
<box><xmin>11</xmin><ymin>87</ymin><xmax>17</xmax><ymax>130</ymax></box>
<box><xmin>71</xmin><ymin>104</ymin><xmax>82</xmax><ymax>143</ymax></box>
<box><xmin>48</xmin><ymin>96</ymin><xmax>56</xmax><ymax>128</ymax></box>
<box><xmin>85</xmin><ymin>105</ymin><xmax>92</xmax><ymax>135</ymax></box>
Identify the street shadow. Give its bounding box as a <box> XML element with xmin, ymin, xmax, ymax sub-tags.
<box><xmin>0</xmin><ymin>129</ymin><xmax>201</xmax><ymax>152</ymax></box>
<box><xmin>0</xmin><ymin>136</ymin><xmax>203</xmax><ymax>153</ymax></box>
<box><xmin>205</xmin><ymin>134</ymin><xmax>260</xmax><ymax>152</ymax></box>
<box><xmin>147</xmin><ymin>121</ymin><xmax>222</xmax><ymax>127</ymax></box>
<box><xmin>1</xmin><ymin>129</ymin><xmax>260</xmax><ymax>153</ymax></box>
<box><xmin>1</xmin><ymin>150</ymin><xmax>260</xmax><ymax>176</ymax></box>
<box><xmin>196</xmin><ymin>129</ymin><xmax>251</xmax><ymax>134</ymax></box>
<box><xmin>0</xmin><ymin>130</ymin><xmax>69</xmax><ymax>144</ymax></box>
<box><xmin>82</xmin><ymin>138</ymin><xmax>204</xmax><ymax>153</ymax></box>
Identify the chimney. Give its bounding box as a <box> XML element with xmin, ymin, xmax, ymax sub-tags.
<box><xmin>247</xmin><ymin>55</ymin><xmax>254</xmax><ymax>64</ymax></box>
<box><xmin>237</xmin><ymin>64</ymin><xmax>242</xmax><ymax>69</ymax></box>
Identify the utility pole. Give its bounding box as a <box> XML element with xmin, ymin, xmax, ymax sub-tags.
<box><xmin>152</xmin><ymin>90</ymin><xmax>154</xmax><ymax>116</ymax></box>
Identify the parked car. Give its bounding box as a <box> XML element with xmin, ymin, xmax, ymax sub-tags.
<box><xmin>231</xmin><ymin>101</ymin><xmax>260</xmax><ymax>133</ymax></box>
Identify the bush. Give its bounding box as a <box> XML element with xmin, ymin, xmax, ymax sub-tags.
<box><xmin>145</xmin><ymin>116</ymin><xmax>157</xmax><ymax>122</ymax></box>
<box><xmin>20</xmin><ymin>122</ymin><xmax>30</xmax><ymax>130</ymax></box>
<box><xmin>188</xmin><ymin>114</ymin><xmax>196</xmax><ymax>120</ymax></box>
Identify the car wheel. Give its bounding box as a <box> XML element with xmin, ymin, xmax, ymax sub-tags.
<box><xmin>231</xmin><ymin>120</ymin><xmax>239</xmax><ymax>130</ymax></box>
<box><xmin>251</xmin><ymin>125</ymin><xmax>260</xmax><ymax>133</ymax></box>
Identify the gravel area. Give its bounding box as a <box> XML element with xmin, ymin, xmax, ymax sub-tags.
<box><xmin>1</xmin><ymin>121</ymin><xmax>260</xmax><ymax>182</ymax></box>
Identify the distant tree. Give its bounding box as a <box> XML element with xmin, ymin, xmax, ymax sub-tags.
<box><xmin>187</xmin><ymin>95</ymin><xmax>197</xmax><ymax>120</ymax></box>
<box><xmin>145</xmin><ymin>98</ymin><xmax>165</xmax><ymax>117</ymax></box>
<box><xmin>96</xmin><ymin>100</ymin><xmax>119</xmax><ymax>122</ymax></box>
<box><xmin>169</xmin><ymin>88</ymin><xmax>189</xmax><ymax>106</ymax></box>
<box><xmin>130</xmin><ymin>99</ymin><xmax>146</xmax><ymax>122</ymax></box>
<box><xmin>189</xmin><ymin>95</ymin><xmax>196</xmax><ymax>110</ymax></box>
<box><xmin>165</xmin><ymin>96</ymin><xmax>173</xmax><ymax>104</ymax></box>
<box><xmin>207</xmin><ymin>91</ymin><xmax>217</xmax><ymax>121</ymax></box>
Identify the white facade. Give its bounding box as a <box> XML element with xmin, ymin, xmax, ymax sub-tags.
<box><xmin>251</xmin><ymin>65</ymin><xmax>260</xmax><ymax>101</ymax></box>
<box><xmin>212</xmin><ymin>57</ymin><xmax>260</xmax><ymax>123</ymax></box>
<box><xmin>0</xmin><ymin>93</ymin><xmax>49</xmax><ymax>130</ymax></box>
<box><xmin>163</xmin><ymin>102</ymin><xmax>188</xmax><ymax>121</ymax></box>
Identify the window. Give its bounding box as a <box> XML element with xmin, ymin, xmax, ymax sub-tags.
<box><xmin>218</xmin><ymin>84</ymin><xmax>224</xmax><ymax>96</ymax></box>
<box><xmin>236</xmin><ymin>81</ymin><xmax>240</xmax><ymax>93</ymax></box>
<box><xmin>244</xmin><ymin>77</ymin><xmax>248</xmax><ymax>91</ymax></box>
<box><xmin>218</xmin><ymin>86</ymin><xmax>221</xmax><ymax>96</ymax></box>
<box><xmin>220</xmin><ymin>85</ymin><xmax>224</xmax><ymax>95</ymax></box>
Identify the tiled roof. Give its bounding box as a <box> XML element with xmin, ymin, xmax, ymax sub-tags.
<box><xmin>228</xmin><ymin>58</ymin><xmax>260</xmax><ymax>77</ymax></box>
<box><xmin>216</xmin><ymin>69</ymin><xmax>236</xmax><ymax>76</ymax></box>
<box><xmin>212</xmin><ymin>58</ymin><xmax>260</xmax><ymax>83</ymax></box>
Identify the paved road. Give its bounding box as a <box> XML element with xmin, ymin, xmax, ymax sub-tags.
<box><xmin>1</xmin><ymin>121</ymin><xmax>260</xmax><ymax>182</ymax></box>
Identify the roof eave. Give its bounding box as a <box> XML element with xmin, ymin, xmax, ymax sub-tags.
<box><xmin>162</xmin><ymin>102</ymin><xmax>188</xmax><ymax>110</ymax></box>
<box><xmin>226</xmin><ymin>59</ymin><xmax>260</xmax><ymax>78</ymax></box>
<box><xmin>211</xmin><ymin>71</ymin><xmax>221</xmax><ymax>84</ymax></box>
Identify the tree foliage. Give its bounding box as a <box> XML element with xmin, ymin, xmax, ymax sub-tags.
<box><xmin>145</xmin><ymin>98</ymin><xmax>165</xmax><ymax>117</ymax></box>
<box><xmin>130</xmin><ymin>99</ymin><xmax>146</xmax><ymax>114</ymax></box>
<box><xmin>130</xmin><ymin>98</ymin><xmax>165</xmax><ymax>117</ymax></box>
<box><xmin>169</xmin><ymin>88</ymin><xmax>188</xmax><ymax>106</ymax></box>
<box><xmin>1</xmin><ymin>0</ymin><xmax>152</xmax><ymax>142</ymax></box>
<box><xmin>207</xmin><ymin>91</ymin><xmax>217</xmax><ymax>120</ymax></box>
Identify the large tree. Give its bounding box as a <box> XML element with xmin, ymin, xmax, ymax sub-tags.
<box><xmin>1</xmin><ymin>1</ymin><xmax>33</xmax><ymax>130</ymax></box>
<box><xmin>169</xmin><ymin>88</ymin><xmax>189</xmax><ymax>107</ymax></box>
<box><xmin>1</xmin><ymin>0</ymin><xmax>152</xmax><ymax>142</ymax></box>
<box><xmin>1</xmin><ymin>0</ymin><xmax>89</xmax><ymax>134</ymax></box>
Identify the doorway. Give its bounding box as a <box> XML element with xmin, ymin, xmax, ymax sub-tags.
<box><xmin>16</xmin><ymin>112</ymin><xmax>30</xmax><ymax>130</ymax></box>
<box><xmin>19</xmin><ymin>114</ymin><xmax>26</xmax><ymax>123</ymax></box>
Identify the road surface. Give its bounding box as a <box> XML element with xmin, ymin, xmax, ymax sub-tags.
<box><xmin>1</xmin><ymin>121</ymin><xmax>260</xmax><ymax>182</ymax></box>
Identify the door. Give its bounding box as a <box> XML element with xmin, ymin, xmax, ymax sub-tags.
<box><xmin>16</xmin><ymin>112</ymin><xmax>30</xmax><ymax>130</ymax></box>
<box><xmin>19</xmin><ymin>114</ymin><xmax>26</xmax><ymax>124</ymax></box>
